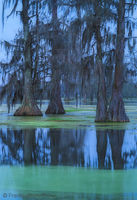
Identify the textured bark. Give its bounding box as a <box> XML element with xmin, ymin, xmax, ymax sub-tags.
<box><xmin>108</xmin><ymin>89</ymin><xmax>129</xmax><ymax>122</ymax></box>
<box><xmin>33</xmin><ymin>0</ymin><xmax>39</xmax><ymax>84</ymax></box>
<box><xmin>14</xmin><ymin>67</ymin><xmax>42</xmax><ymax>116</ymax></box>
<box><xmin>14</xmin><ymin>0</ymin><xmax>42</xmax><ymax>116</ymax></box>
<box><xmin>46</xmin><ymin>70</ymin><xmax>65</xmax><ymax>114</ymax></box>
<box><xmin>108</xmin><ymin>0</ymin><xmax>129</xmax><ymax>122</ymax></box>
<box><xmin>95</xmin><ymin>19</ymin><xmax>107</xmax><ymax>122</ymax></box>
<box><xmin>95</xmin><ymin>61</ymin><xmax>107</xmax><ymax>122</ymax></box>
<box><xmin>45</xmin><ymin>0</ymin><xmax>65</xmax><ymax>114</ymax></box>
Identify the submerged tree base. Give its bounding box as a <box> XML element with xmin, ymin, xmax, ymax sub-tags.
<box><xmin>14</xmin><ymin>104</ymin><xmax>42</xmax><ymax>116</ymax></box>
<box><xmin>46</xmin><ymin>102</ymin><xmax>65</xmax><ymax>114</ymax></box>
<box><xmin>108</xmin><ymin>90</ymin><xmax>129</xmax><ymax>122</ymax></box>
<box><xmin>95</xmin><ymin>119</ymin><xmax>107</xmax><ymax>123</ymax></box>
<box><xmin>95</xmin><ymin>107</ymin><xmax>107</xmax><ymax>122</ymax></box>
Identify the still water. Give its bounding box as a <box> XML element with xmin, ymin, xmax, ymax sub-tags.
<box><xmin>0</xmin><ymin>127</ymin><xmax>137</xmax><ymax>199</ymax></box>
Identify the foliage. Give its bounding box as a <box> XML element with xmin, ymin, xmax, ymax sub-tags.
<box><xmin>0</xmin><ymin>0</ymin><xmax>137</xmax><ymax>116</ymax></box>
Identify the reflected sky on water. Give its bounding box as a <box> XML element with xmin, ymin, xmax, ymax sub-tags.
<box><xmin>0</xmin><ymin>127</ymin><xmax>136</xmax><ymax>169</ymax></box>
<box><xmin>1</xmin><ymin>127</ymin><xmax>137</xmax><ymax>199</ymax></box>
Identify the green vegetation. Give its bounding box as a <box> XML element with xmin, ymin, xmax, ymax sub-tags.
<box><xmin>0</xmin><ymin>101</ymin><xmax>137</xmax><ymax>130</ymax></box>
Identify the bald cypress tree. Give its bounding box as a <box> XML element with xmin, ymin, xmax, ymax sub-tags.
<box><xmin>14</xmin><ymin>0</ymin><xmax>42</xmax><ymax>116</ymax></box>
<box><xmin>2</xmin><ymin>0</ymin><xmax>42</xmax><ymax>116</ymax></box>
<box><xmin>108</xmin><ymin>0</ymin><xmax>129</xmax><ymax>122</ymax></box>
<box><xmin>45</xmin><ymin>0</ymin><xmax>65</xmax><ymax>114</ymax></box>
<box><xmin>80</xmin><ymin>0</ymin><xmax>115</xmax><ymax>121</ymax></box>
<box><xmin>94</xmin><ymin>2</ymin><xmax>107</xmax><ymax>122</ymax></box>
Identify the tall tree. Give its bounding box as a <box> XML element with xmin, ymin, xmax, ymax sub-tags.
<box><xmin>45</xmin><ymin>0</ymin><xmax>65</xmax><ymax>114</ymax></box>
<box><xmin>80</xmin><ymin>0</ymin><xmax>114</xmax><ymax>121</ymax></box>
<box><xmin>94</xmin><ymin>3</ymin><xmax>107</xmax><ymax>122</ymax></box>
<box><xmin>14</xmin><ymin>0</ymin><xmax>42</xmax><ymax>116</ymax></box>
<box><xmin>108</xmin><ymin>0</ymin><xmax>129</xmax><ymax>122</ymax></box>
<box><xmin>2</xmin><ymin>0</ymin><xmax>43</xmax><ymax>115</ymax></box>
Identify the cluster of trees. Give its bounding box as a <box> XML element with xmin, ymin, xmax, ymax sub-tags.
<box><xmin>0</xmin><ymin>0</ymin><xmax>137</xmax><ymax>122</ymax></box>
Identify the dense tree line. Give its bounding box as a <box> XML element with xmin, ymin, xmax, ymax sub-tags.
<box><xmin>0</xmin><ymin>0</ymin><xmax>137</xmax><ymax>122</ymax></box>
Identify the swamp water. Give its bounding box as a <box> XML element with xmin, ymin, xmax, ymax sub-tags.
<box><xmin>0</xmin><ymin>102</ymin><xmax>137</xmax><ymax>199</ymax></box>
<box><xmin>0</xmin><ymin>127</ymin><xmax>137</xmax><ymax>199</ymax></box>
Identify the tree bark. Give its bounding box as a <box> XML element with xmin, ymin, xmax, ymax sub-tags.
<box><xmin>108</xmin><ymin>0</ymin><xmax>129</xmax><ymax>122</ymax></box>
<box><xmin>46</xmin><ymin>69</ymin><xmax>65</xmax><ymax>114</ymax></box>
<box><xmin>14</xmin><ymin>67</ymin><xmax>42</xmax><ymax>116</ymax></box>
<box><xmin>14</xmin><ymin>0</ymin><xmax>42</xmax><ymax>116</ymax></box>
<box><xmin>45</xmin><ymin>0</ymin><xmax>65</xmax><ymax>114</ymax></box>
<box><xmin>95</xmin><ymin>19</ymin><xmax>107</xmax><ymax>122</ymax></box>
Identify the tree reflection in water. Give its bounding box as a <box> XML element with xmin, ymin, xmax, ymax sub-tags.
<box><xmin>97</xmin><ymin>129</ymin><xmax>125</xmax><ymax>169</ymax></box>
<box><xmin>0</xmin><ymin>127</ymin><xmax>136</xmax><ymax>169</ymax></box>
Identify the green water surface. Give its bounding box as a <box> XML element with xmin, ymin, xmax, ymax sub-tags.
<box><xmin>0</xmin><ymin>101</ymin><xmax>137</xmax><ymax>199</ymax></box>
<box><xmin>0</xmin><ymin>166</ymin><xmax>137</xmax><ymax>199</ymax></box>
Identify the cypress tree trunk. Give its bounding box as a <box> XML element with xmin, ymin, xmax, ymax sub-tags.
<box><xmin>108</xmin><ymin>0</ymin><xmax>129</xmax><ymax>122</ymax></box>
<box><xmin>46</xmin><ymin>68</ymin><xmax>65</xmax><ymax>114</ymax></box>
<box><xmin>95</xmin><ymin>19</ymin><xmax>107</xmax><ymax>122</ymax></box>
<box><xmin>45</xmin><ymin>0</ymin><xmax>65</xmax><ymax>114</ymax></box>
<box><xmin>14</xmin><ymin>0</ymin><xmax>42</xmax><ymax>116</ymax></box>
